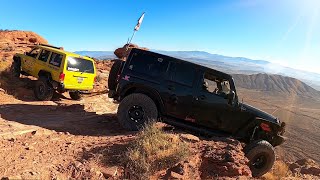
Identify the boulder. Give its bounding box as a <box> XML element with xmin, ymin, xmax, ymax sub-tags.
<box><xmin>289</xmin><ymin>158</ymin><xmax>320</xmax><ymax>176</ymax></box>
<box><xmin>179</xmin><ymin>134</ymin><xmax>200</xmax><ymax>143</ymax></box>
<box><xmin>114</xmin><ymin>43</ymin><xmax>148</xmax><ymax>59</ymax></box>
<box><xmin>199</xmin><ymin>140</ymin><xmax>252</xmax><ymax>178</ymax></box>
<box><xmin>0</xmin><ymin>30</ymin><xmax>48</xmax><ymax>62</ymax></box>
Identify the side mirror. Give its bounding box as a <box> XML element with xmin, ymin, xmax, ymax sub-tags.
<box><xmin>228</xmin><ymin>91</ymin><xmax>236</xmax><ymax>105</ymax></box>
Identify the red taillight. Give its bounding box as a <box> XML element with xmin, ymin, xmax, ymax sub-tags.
<box><xmin>260</xmin><ymin>123</ymin><xmax>271</xmax><ymax>132</ymax></box>
<box><xmin>59</xmin><ymin>73</ymin><xmax>65</xmax><ymax>81</ymax></box>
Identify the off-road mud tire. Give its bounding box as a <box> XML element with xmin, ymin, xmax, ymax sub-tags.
<box><xmin>245</xmin><ymin>140</ymin><xmax>275</xmax><ymax>177</ymax></box>
<box><xmin>12</xmin><ymin>60</ymin><xmax>21</xmax><ymax>78</ymax></box>
<box><xmin>117</xmin><ymin>93</ymin><xmax>158</xmax><ymax>131</ymax></box>
<box><xmin>34</xmin><ymin>77</ymin><xmax>54</xmax><ymax>101</ymax></box>
<box><xmin>108</xmin><ymin>60</ymin><xmax>124</xmax><ymax>91</ymax></box>
<box><xmin>69</xmin><ymin>91</ymin><xmax>82</xmax><ymax>100</ymax></box>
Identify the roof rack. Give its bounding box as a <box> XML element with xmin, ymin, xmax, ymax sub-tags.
<box><xmin>37</xmin><ymin>43</ymin><xmax>64</xmax><ymax>50</ymax></box>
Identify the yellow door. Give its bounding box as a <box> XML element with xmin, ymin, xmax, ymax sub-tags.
<box><xmin>33</xmin><ymin>49</ymin><xmax>52</xmax><ymax>77</ymax></box>
<box><xmin>21</xmin><ymin>47</ymin><xmax>42</xmax><ymax>76</ymax></box>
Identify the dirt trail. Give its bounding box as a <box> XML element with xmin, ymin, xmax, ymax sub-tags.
<box><xmin>0</xmin><ymin>88</ymin><xmax>133</xmax><ymax>179</ymax></box>
<box><xmin>0</xmin><ymin>90</ymin><xmax>253</xmax><ymax>179</ymax></box>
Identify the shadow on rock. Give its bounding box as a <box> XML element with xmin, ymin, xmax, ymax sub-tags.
<box><xmin>0</xmin><ymin>67</ymin><xmax>70</xmax><ymax>102</ymax></box>
<box><xmin>0</xmin><ymin>103</ymin><xmax>127</xmax><ymax>136</ymax></box>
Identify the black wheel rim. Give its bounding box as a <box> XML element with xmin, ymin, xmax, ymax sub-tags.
<box><xmin>128</xmin><ymin>105</ymin><xmax>145</xmax><ymax>123</ymax></box>
<box><xmin>13</xmin><ymin>65</ymin><xmax>20</xmax><ymax>75</ymax></box>
<box><xmin>251</xmin><ymin>153</ymin><xmax>267</xmax><ymax>169</ymax></box>
<box><xmin>38</xmin><ymin>84</ymin><xmax>45</xmax><ymax>96</ymax></box>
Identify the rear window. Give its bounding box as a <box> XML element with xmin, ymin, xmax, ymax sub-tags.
<box><xmin>129</xmin><ymin>52</ymin><xmax>169</xmax><ymax>77</ymax></box>
<box><xmin>67</xmin><ymin>57</ymin><xmax>94</xmax><ymax>73</ymax></box>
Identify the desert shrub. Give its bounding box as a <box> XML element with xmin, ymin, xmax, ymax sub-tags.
<box><xmin>263</xmin><ymin>161</ymin><xmax>290</xmax><ymax>180</ymax></box>
<box><xmin>124</xmin><ymin>121</ymin><xmax>190</xmax><ymax>179</ymax></box>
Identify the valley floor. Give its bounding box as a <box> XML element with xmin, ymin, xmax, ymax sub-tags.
<box><xmin>238</xmin><ymin>88</ymin><xmax>320</xmax><ymax>163</ymax></box>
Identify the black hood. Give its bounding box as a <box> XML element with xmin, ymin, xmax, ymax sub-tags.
<box><xmin>240</xmin><ymin>103</ymin><xmax>280</xmax><ymax>125</ymax></box>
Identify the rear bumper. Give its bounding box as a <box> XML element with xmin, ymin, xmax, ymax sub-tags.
<box><xmin>52</xmin><ymin>81</ymin><xmax>93</xmax><ymax>92</ymax></box>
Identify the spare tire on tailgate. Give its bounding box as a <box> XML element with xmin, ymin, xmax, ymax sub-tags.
<box><xmin>108</xmin><ymin>59</ymin><xmax>124</xmax><ymax>91</ymax></box>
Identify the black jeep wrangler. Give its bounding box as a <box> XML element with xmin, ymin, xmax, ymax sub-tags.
<box><xmin>108</xmin><ymin>48</ymin><xmax>286</xmax><ymax>177</ymax></box>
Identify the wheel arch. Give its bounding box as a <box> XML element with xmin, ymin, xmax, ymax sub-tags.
<box><xmin>120</xmin><ymin>85</ymin><xmax>165</xmax><ymax>117</ymax></box>
<box><xmin>38</xmin><ymin>70</ymin><xmax>52</xmax><ymax>80</ymax></box>
<box><xmin>13</xmin><ymin>55</ymin><xmax>21</xmax><ymax>63</ymax></box>
<box><xmin>236</xmin><ymin>117</ymin><xmax>281</xmax><ymax>146</ymax></box>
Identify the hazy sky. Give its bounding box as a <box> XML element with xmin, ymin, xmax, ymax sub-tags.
<box><xmin>1</xmin><ymin>0</ymin><xmax>319</xmax><ymax>73</ymax></box>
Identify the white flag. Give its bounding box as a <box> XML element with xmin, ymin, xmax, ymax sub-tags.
<box><xmin>134</xmin><ymin>12</ymin><xmax>145</xmax><ymax>31</ymax></box>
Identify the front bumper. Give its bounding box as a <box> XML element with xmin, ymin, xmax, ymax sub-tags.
<box><xmin>272</xmin><ymin>135</ymin><xmax>287</xmax><ymax>146</ymax></box>
<box><xmin>272</xmin><ymin>122</ymin><xmax>287</xmax><ymax>146</ymax></box>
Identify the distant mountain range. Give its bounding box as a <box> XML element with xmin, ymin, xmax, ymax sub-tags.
<box><xmin>75</xmin><ymin>51</ymin><xmax>115</xmax><ymax>60</ymax></box>
<box><xmin>74</xmin><ymin>50</ymin><xmax>320</xmax><ymax>91</ymax></box>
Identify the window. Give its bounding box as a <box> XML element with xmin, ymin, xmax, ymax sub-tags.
<box><xmin>170</xmin><ymin>62</ymin><xmax>195</xmax><ymax>86</ymax></box>
<box><xmin>203</xmin><ymin>77</ymin><xmax>218</xmax><ymax>93</ymax></box>
<box><xmin>49</xmin><ymin>52</ymin><xmax>63</xmax><ymax>67</ymax></box>
<box><xmin>202</xmin><ymin>72</ymin><xmax>231</xmax><ymax>96</ymax></box>
<box><xmin>28</xmin><ymin>48</ymin><xmax>41</xmax><ymax>58</ymax></box>
<box><xmin>129</xmin><ymin>52</ymin><xmax>169</xmax><ymax>77</ymax></box>
<box><xmin>67</xmin><ymin>57</ymin><xmax>94</xmax><ymax>73</ymax></box>
<box><xmin>38</xmin><ymin>49</ymin><xmax>51</xmax><ymax>62</ymax></box>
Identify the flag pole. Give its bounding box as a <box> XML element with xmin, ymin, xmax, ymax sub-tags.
<box><xmin>126</xmin><ymin>12</ymin><xmax>145</xmax><ymax>51</ymax></box>
<box><xmin>126</xmin><ymin>30</ymin><xmax>137</xmax><ymax>51</ymax></box>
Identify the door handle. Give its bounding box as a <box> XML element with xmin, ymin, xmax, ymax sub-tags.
<box><xmin>168</xmin><ymin>85</ymin><xmax>175</xmax><ymax>91</ymax></box>
<box><xmin>170</xmin><ymin>94</ymin><xmax>178</xmax><ymax>104</ymax></box>
<box><xmin>196</xmin><ymin>95</ymin><xmax>206</xmax><ymax>101</ymax></box>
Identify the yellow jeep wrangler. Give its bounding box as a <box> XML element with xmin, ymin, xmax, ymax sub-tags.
<box><xmin>12</xmin><ymin>44</ymin><xmax>96</xmax><ymax>101</ymax></box>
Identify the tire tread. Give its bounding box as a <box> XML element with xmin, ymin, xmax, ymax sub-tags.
<box><xmin>245</xmin><ymin>140</ymin><xmax>275</xmax><ymax>177</ymax></box>
<box><xmin>117</xmin><ymin>93</ymin><xmax>158</xmax><ymax>131</ymax></box>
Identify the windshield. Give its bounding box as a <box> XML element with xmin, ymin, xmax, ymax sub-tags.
<box><xmin>66</xmin><ymin>57</ymin><xmax>94</xmax><ymax>74</ymax></box>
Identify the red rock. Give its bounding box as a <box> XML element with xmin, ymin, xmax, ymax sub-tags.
<box><xmin>114</xmin><ymin>43</ymin><xmax>148</xmax><ymax>59</ymax></box>
<box><xmin>170</xmin><ymin>171</ymin><xmax>183</xmax><ymax>179</ymax></box>
<box><xmin>0</xmin><ymin>30</ymin><xmax>48</xmax><ymax>62</ymax></box>
<box><xmin>300</xmin><ymin>166</ymin><xmax>320</xmax><ymax>176</ymax></box>
<box><xmin>179</xmin><ymin>134</ymin><xmax>200</xmax><ymax>143</ymax></box>
<box><xmin>198</xmin><ymin>140</ymin><xmax>252</xmax><ymax>178</ymax></box>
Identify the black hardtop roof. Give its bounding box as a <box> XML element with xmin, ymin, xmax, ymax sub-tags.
<box><xmin>130</xmin><ymin>48</ymin><xmax>232</xmax><ymax>79</ymax></box>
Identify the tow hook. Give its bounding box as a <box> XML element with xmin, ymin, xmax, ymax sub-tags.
<box><xmin>280</xmin><ymin>122</ymin><xmax>286</xmax><ymax>135</ymax></box>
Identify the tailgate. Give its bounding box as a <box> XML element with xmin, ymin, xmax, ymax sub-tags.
<box><xmin>64</xmin><ymin>72</ymin><xmax>95</xmax><ymax>90</ymax></box>
<box><xmin>63</xmin><ymin>56</ymin><xmax>96</xmax><ymax>90</ymax></box>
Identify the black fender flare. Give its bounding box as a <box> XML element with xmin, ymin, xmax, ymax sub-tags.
<box><xmin>235</xmin><ymin>118</ymin><xmax>281</xmax><ymax>145</ymax></box>
<box><xmin>120</xmin><ymin>84</ymin><xmax>166</xmax><ymax>116</ymax></box>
